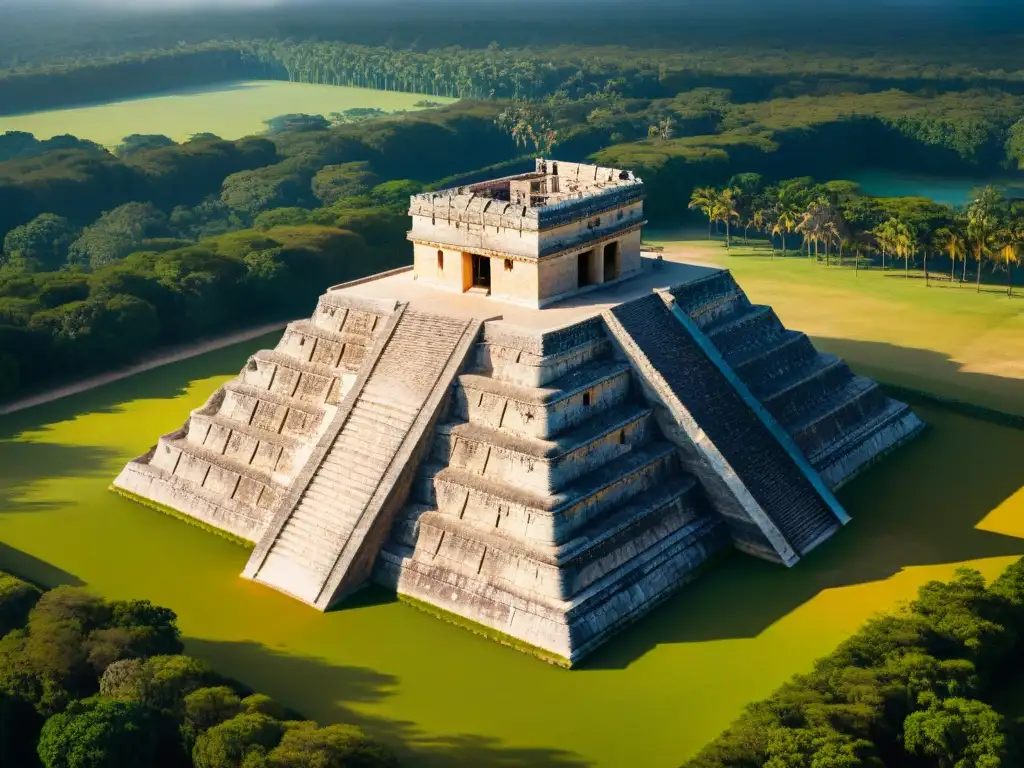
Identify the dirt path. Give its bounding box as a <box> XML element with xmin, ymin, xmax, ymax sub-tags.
<box><xmin>0</xmin><ymin>321</ymin><xmax>288</xmax><ymax>418</ymax></box>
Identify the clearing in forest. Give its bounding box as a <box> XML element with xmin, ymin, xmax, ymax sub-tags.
<box><xmin>0</xmin><ymin>80</ymin><xmax>457</xmax><ymax>147</ymax></box>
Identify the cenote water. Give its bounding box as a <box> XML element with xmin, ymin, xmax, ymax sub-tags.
<box><xmin>1</xmin><ymin>334</ymin><xmax>1022</xmax><ymax>767</ymax></box>
<box><xmin>845</xmin><ymin>170</ymin><xmax>1024</xmax><ymax>206</ymax></box>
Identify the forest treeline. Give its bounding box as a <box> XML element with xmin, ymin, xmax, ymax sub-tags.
<box><xmin>0</xmin><ymin>570</ymin><xmax>398</xmax><ymax>767</ymax></box>
<box><xmin>686</xmin><ymin>561</ymin><xmax>1024</xmax><ymax>767</ymax></box>
<box><xmin>9</xmin><ymin>37</ymin><xmax>1024</xmax><ymax>117</ymax></box>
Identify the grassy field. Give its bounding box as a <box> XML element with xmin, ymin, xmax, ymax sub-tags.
<box><xmin>0</xmin><ymin>81</ymin><xmax>457</xmax><ymax>147</ymax></box>
<box><xmin>647</xmin><ymin>231</ymin><xmax>1024</xmax><ymax>418</ymax></box>
<box><xmin>0</xmin><ymin>244</ymin><xmax>1022</xmax><ymax>767</ymax></box>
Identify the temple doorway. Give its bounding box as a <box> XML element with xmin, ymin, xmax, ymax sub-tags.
<box><xmin>603</xmin><ymin>241</ymin><xmax>620</xmax><ymax>281</ymax></box>
<box><xmin>471</xmin><ymin>254</ymin><xmax>491</xmax><ymax>289</ymax></box>
<box><xmin>578</xmin><ymin>249</ymin><xmax>596</xmax><ymax>288</ymax></box>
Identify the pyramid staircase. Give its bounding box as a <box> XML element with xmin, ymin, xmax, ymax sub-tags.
<box><xmin>244</xmin><ymin>306</ymin><xmax>482</xmax><ymax>609</ymax></box>
<box><xmin>112</xmin><ymin>293</ymin><xmax>398</xmax><ymax>542</ymax></box>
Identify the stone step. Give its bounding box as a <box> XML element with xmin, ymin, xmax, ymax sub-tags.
<box><xmin>732</xmin><ymin>331</ymin><xmax>820</xmax><ymax>391</ymax></box>
<box><xmin>791</xmin><ymin>376</ymin><xmax>888</xmax><ymax>454</ymax></box>
<box><xmin>431</xmin><ymin>441</ymin><xmax>682</xmax><ymax>544</ymax></box>
<box><xmin>762</xmin><ymin>356</ymin><xmax>854</xmax><ymax>428</ymax></box>
<box><xmin>475</xmin><ymin>333</ymin><xmax>613</xmax><ymax>387</ymax></box>
<box><xmin>187</xmin><ymin>410</ymin><xmax>300</xmax><ymax>451</ymax></box>
<box><xmin>436</xmin><ymin>402</ymin><xmax>655</xmax><ymax>493</ymax></box>
<box><xmin>666</xmin><ymin>271</ymin><xmax>746</xmax><ymax>325</ymax></box>
<box><xmin>407</xmin><ymin>475</ymin><xmax>705</xmax><ymax>601</ymax></box>
<box><xmin>812</xmin><ymin>399</ymin><xmax>925</xmax><ymax>488</ymax></box>
<box><xmin>454</xmin><ymin>360</ymin><xmax>634</xmax><ymax>440</ymax></box>
<box><xmin>706</xmin><ymin>305</ymin><xmax>785</xmax><ymax>360</ymax></box>
<box><xmin>320</xmin><ymin>441</ymin><xmax>392</xmax><ymax>470</ymax></box>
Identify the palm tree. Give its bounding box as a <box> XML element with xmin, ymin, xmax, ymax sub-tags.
<box><xmin>774</xmin><ymin>187</ymin><xmax>803</xmax><ymax>256</ymax></box>
<box><xmin>897</xmin><ymin>221</ymin><xmax>916</xmax><ymax>279</ymax></box>
<box><xmin>689</xmin><ymin>187</ymin><xmax>718</xmax><ymax>240</ymax></box>
<box><xmin>935</xmin><ymin>225</ymin><xmax>966</xmax><ymax>285</ymax></box>
<box><xmin>713</xmin><ymin>188</ymin><xmax>740</xmax><ymax>249</ymax></box>
<box><xmin>932</xmin><ymin>228</ymin><xmax>960</xmax><ymax>288</ymax></box>
<box><xmin>753</xmin><ymin>208</ymin><xmax>772</xmax><ymax>257</ymax></box>
<box><xmin>996</xmin><ymin>214</ymin><xmax>1024</xmax><ymax>297</ymax></box>
<box><xmin>967</xmin><ymin>187</ymin><xmax>1001</xmax><ymax>293</ymax></box>
<box><xmin>872</xmin><ymin>218</ymin><xmax>900</xmax><ymax>272</ymax></box>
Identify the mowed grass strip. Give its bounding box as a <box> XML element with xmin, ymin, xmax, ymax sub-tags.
<box><xmin>0</xmin><ymin>80</ymin><xmax>457</xmax><ymax>147</ymax></box>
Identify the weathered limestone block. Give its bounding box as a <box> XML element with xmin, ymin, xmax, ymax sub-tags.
<box><xmin>437</xmin><ymin>405</ymin><xmax>652</xmax><ymax>494</ymax></box>
<box><xmin>454</xmin><ymin>360</ymin><xmax>632</xmax><ymax>439</ymax></box>
<box><xmin>433</xmin><ymin>442</ymin><xmax>679</xmax><ymax>544</ymax></box>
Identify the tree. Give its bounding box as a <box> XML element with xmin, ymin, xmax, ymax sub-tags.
<box><xmin>967</xmin><ymin>188</ymin><xmax>1002</xmax><ymax>294</ymax></box>
<box><xmin>729</xmin><ymin>173</ymin><xmax>763</xmax><ymax>242</ymax></box>
<box><xmin>903</xmin><ymin>698</ymin><xmax>1007</xmax><ymax>768</ymax></box>
<box><xmin>67</xmin><ymin>204</ymin><xmax>171</xmax><ymax>270</ymax></box>
<box><xmin>36</xmin><ymin>696</ymin><xmax>157</xmax><ymax>768</ymax></box>
<box><xmin>2</xmin><ymin>214</ymin><xmax>79</xmax><ymax>272</ymax></box>
<box><xmin>263</xmin><ymin>114</ymin><xmax>330</xmax><ymax>135</ymax></box>
<box><xmin>1005</xmin><ymin>118</ymin><xmax>1024</xmax><ymax>170</ymax></box>
<box><xmin>0</xmin><ymin>572</ymin><xmax>42</xmax><ymax>637</ymax></box>
<box><xmin>192</xmin><ymin>713</ymin><xmax>284</xmax><ymax>768</ymax></box>
<box><xmin>935</xmin><ymin>225</ymin><xmax>966</xmax><ymax>286</ymax></box>
<box><xmin>494</xmin><ymin>105</ymin><xmax>558</xmax><ymax>155</ymax></box>
<box><xmin>774</xmin><ymin>186</ymin><xmax>803</xmax><ymax>255</ymax></box>
<box><xmin>114</xmin><ymin>135</ymin><xmax>175</xmax><ymax>158</ymax></box>
<box><xmin>872</xmin><ymin>218</ymin><xmax>900</xmax><ymax>272</ymax></box>
<box><xmin>995</xmin><ymin>210</ymin><xmax>1023</xmax><ymax>297</ymax></box>
<box><xmin>311</xmin><ymin>162</ymin><xmax>380</xmax><ymax>206</ymax></box>
<box><xmin>712</xmin><ymin>188</ymin><xmax>740</xmax><ymax>249</ymax></box>
<box><xmin>265</xmin><ymin>723</ymin><xmax>399</xmax><ymax>768</ymax></box>
<box><xmin>763</xmin><ymin>725</ymin><xmax>880</xmax><ymax>768</ymax></box>
<box><xmin>181</xmin><ymin>687</ymin><xmax>243</xmax><ymax>754</ymax></box>
<box><xmin>689</xmin><ymin>187</ymin><xmax>718</xmax><ymax>239</ymax></box>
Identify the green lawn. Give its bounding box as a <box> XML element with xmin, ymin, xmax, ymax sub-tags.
<box><xmin>0</xmin><ymin>81</ymin><xmax>456</xmax><ymax>148</ymax></box>
<box><xmin>647</xmin><ymin>230</ymin><xmax>1024</xmax><ymax>418</ymax></box>
<box><xmin>1</xmin><ymin>292</ymin><xmax>1022</xmax><ymax>765</ymax></box>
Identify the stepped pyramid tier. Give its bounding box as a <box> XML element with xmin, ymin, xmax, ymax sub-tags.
<box><xmin>664</xmin><ymin>272</ymin><xmax>925</xmax><ymax>489</ymax></box>
<box><xmin>114</xmin><ymin>159</ymin><xmax>925</xmax><ymax>666</ymax></box>
<box><xmin>113</xmin><ymin>291</ymin><xmax>401</xmax><ymax>542</ymax></box>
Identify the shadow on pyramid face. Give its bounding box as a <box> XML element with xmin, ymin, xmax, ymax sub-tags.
<box><xmin>582</xmin><ymin>339</ymin><xmax>1024</xmax><ymax>671</ymax></box>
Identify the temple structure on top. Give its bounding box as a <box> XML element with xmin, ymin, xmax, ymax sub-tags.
<box><xmin>407</xmin><ymin>159</ymin><xmax>645</xmax><ymax>307</ymax></box>
<box><xmin>112</xmin><ymin>159</ymin><xmax>926</xmax><ymax>667</ymax></box>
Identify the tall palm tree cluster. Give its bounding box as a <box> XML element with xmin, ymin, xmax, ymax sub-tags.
<box><xmin>689</xmin><ymin>177</ymin><xmax>1023</xmax><ymax>296</ymax></box>
<box><xmin>237</xmin><ymin>40</ymin><xmax>664</xmax><ymax>102</ymax></box>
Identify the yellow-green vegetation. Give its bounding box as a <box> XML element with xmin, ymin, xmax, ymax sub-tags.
<box><xmin>0</xmin><ymin>292</ymin><xmax>1022</xmax><ymax>766</ymax></box>
<box><xmin>109</xmin><ymin>485</ymin><xmax>253</xmax><ymax>549</ymax></box>
<box><xmin>647</xmin><ymin>232</ymin><xmax>1024</xmax><ymax>418</ymax></box>
<box><xmin>0</xmin><ymin>81</ymin><xmax>456</xmax><ymax>148</ymax></box>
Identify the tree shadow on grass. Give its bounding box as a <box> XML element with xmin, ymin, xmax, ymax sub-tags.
<box><xmin>0</xmin><ymin>542</ymin><xmax>84</xmax><ymax>587</ymax></box>
<box><xmin>585</xmin><ymin>341</ymin><xmax>1024</xmax><ymax>670</ymax></box>
<box><xmin>0</xmin><ymin>438</ymin><xmax>121</xmax><ymax>512</ymax></box>
<box><xmin>0</xmin><ymin>331</ymin><xmax>281</xmax><ymax>439</ymax></box>
<box><xmin>184</xmin><ymin>638</ymin><xmax>592</xmax><ymax>768</ymax></box>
